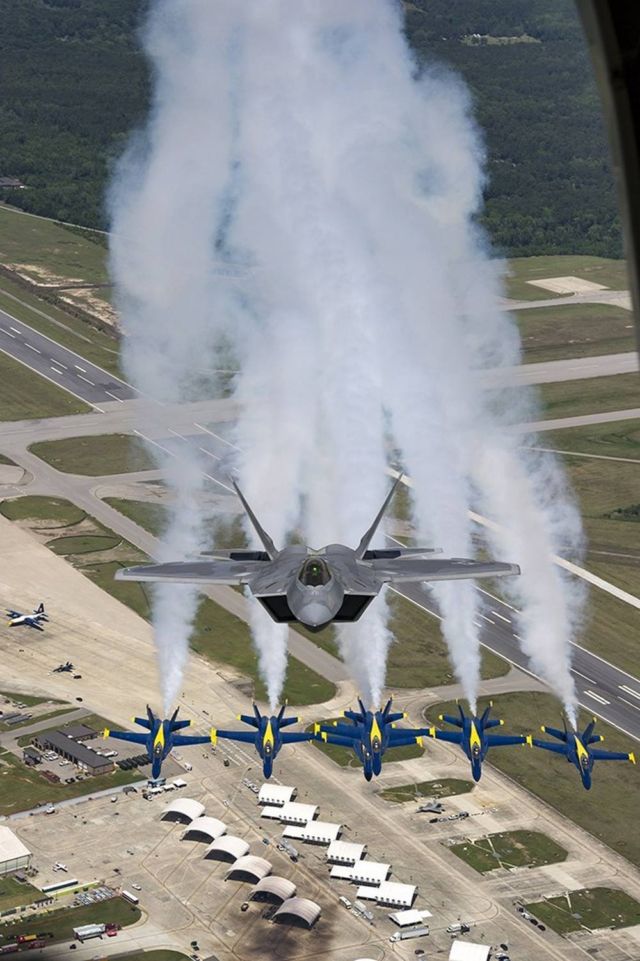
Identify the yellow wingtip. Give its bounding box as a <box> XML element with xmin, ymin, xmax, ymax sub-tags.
<box><xmin>236</xmin><ymin>714</ymin><xmax>242</xmax><ymax>721</ymax></box>
<box><xmin>103</xmin><ymin>728</ymin><xmax>110</xmax><ymax>739</ymax></box>
<box><xmin>629</xmin><ymin>752</ymin><xmax>636</xmax><ymax>765</ymax></box>
<box><xmin>321</xmin><ymin>732</ymin><xmax>328</xmax><ymax>742</ymax></box>
<box><xmin>499</xmin><ymin>719</ymin><xmax>504</xmax><ymax>726</ymax></box>
<box><xmin>438</xmin><ymin>714</ymin><xmax>444</xmax><ymax>722</ymax></box>
<box><xmin>403</xmin><ymin>712</ymin><xmax>408</xmax><ymax>719</ymax></box>
<box><xmin>526</xmin><ymin>735</ymin><xmax>533</xmax><ymax>747</ymax></box>
<box><xmin>416</xmin><ymin>736</ymin><xmax>423</xmax><ymax>747</ymax></box>
<box><xmin>313</xmin><ymin>722</ymin><xmax>320</xmax><ymax>735</ymax></box>
<box><xmin>540</xmin><ymin>725</ymin><xmax>546</xmax><ymax>733</ymax></box>
<box><xmin>210</xmin><ymin>728</ymin><xmax>217</xmax><ymax>746</ymax></box>
<box><xmin>429</xmin><ymin>726</ymin><xmax>436</xmax><ymax>737</ymax></box>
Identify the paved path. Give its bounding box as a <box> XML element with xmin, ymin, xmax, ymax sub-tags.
<box><xmin>487</xmin><ymin>350</ymin><xmax>639</xmax><ymax>386</ymax></box>
<box><xmin>504</xmin><ymin>288</ymin><xmax>633</xmax><ymax>311</ymax></box>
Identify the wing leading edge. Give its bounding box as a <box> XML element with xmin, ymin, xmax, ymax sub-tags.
<box><xmin>115</xmin><ymin>559</ymin><xmax>267</xmax><ymax>584</ymax></box>
<box><xmin>370</xmin><ymin>558</ymin><xmax>521</xmax><ymax>583</ymax></box>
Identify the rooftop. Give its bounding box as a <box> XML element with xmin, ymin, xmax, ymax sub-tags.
<box><xmin>0</xmin><ymin>827</ymin><xmax>30</xmax><ymax>863</ymax></box>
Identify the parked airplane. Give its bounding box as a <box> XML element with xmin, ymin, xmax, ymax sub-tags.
<box><xmin>315</xmin><ymin>698</ymin><xmax>425</xmax><ymax>781</ymax></box>
<box><xmin>6</xmin><ymin>602</ymin><xmax>48</xmax><ymax>630</ymax></box>
<box><xmin>532</xmin><ymin>717</ymin><xmax>636</xmax><ymax>790</ymax></box>
<box><xmin>116</xmin><ymin>477</ymin><xmax>520</xmax><ymax>633</ymax></box>
<box><xmin>104</xmin><ymin>706</ymin><xmax>212</xmax><ymax>780</ymax></box>
<box><xmin>423</xmin><ymin>702</ymin><xmax>530</xmax><ymax>782</ymax></box>
<box><xmin>212</xmin><ymin>703</ymin><xmax>313</xmax><ymax>778</ymax></box>
<box><xmin>53</xmin><ymin>662</ymin><xmax>73</xmax><ymax>673</ymax></box>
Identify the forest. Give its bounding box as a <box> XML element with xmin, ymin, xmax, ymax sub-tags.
<box><xmin>0</xmin><ymin>0</ymin><xmax>623</xmax><ymax>258</ymax></box>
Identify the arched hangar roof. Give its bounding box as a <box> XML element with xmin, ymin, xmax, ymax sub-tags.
<box><xmin>273</xmin><ymin>897</ymin><xmax>321</xmax><ymax>928</ymax></box>
<box><xmin>226</xmin><ymin>855</ymin><xmax>272</xmax><ymax>882</ymax></box>
<box><xmin>250</xmin><ymin>875</ymin><xmax>296</xmax><ymax>902</ymax></box>
<box><xmin>183</xmin><ymin>816</ymin><xmax>227</xmax><ymax>841</ymax></box>
<box><xmin>160</xmin><ymin>798</ymin><xmax>205</xmax><ymax>823</ymax></box>
<box><xmin>204</xmin><ymin>835</ymin><xmax>249</xmax><ymax>861</ymax></box>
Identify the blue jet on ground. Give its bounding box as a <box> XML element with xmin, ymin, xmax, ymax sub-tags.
<box><xmin>532</xmin><ymin>717</ymin><xmax>636</xmax><ymax>790</ymax></box>
<box><xmin>6</xmin><ymin>602</ymin><xmax>47</xmax><ymax>631</ymax></box>
<box><xmin>423</xmin><ymin>702</ymin><xmax>530</xmax><ymax>782</ymax></box>
<box><xmin>314</xmin><ymin>697</ymin><xmax>425</xmax><ymax>781</ymax></box>
<box><xmin>104</xmin><ymin>706</ymin><xmax>212</xmax><ymax>780</ymax></box>
<box><xmin>211</xmin><ymin>703</ymin><xmax>313</xmax><ymax>778</ymax></box>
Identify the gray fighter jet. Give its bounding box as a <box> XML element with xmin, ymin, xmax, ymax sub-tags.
<box><xmin>115</xmin><ymin>476</ymin><xmax>520</xmax><ymax>632</ymax></box>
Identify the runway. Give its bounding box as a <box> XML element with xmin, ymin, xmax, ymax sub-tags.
<box><xmin>0</xmin><ymin>307</ymin><xmax>136</xmax><ymax>408</ymax></box>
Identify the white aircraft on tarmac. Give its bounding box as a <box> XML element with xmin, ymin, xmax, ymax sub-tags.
<box><xmin>6</xmin><ymin>602</ymin><xmax>48</xmax><ymax>631</ymax></box>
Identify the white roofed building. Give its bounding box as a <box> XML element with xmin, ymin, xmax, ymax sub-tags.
<box><xmin>0</xmin><ymin>828</ymin><xmax>31</xmax><ymax>876</ymax></box>
<box><xmin>204</xmin><ymin>836</ymin><xmax>249</xmax><ymax>862</ymax></box>
<box><xmin>182</xmin><ymin>816</ymin><xmax>227</xmax><ymax>842</ymax></box>
<box><xmin>326</xmin><ymin>840</ymin><xmax>366</xmax><ymax>865</ymax></box>
<box><xmin>282</xmin><ymin>821</ymin><xmax>341</xmax><ymax>844</ymax></box>
<box><xmin>373</xmin><ymin>881</ymin><xmax>417</xmax><ymax>907</ymax></box>
<box><xmin>389</xmin><ymin>908</ymin><xmax>432</xmax><ymax>925</ymax></box>
<box><xmin>449</xmin><ymin>942</ymin><xmax>490</xmax><ymax>961</ymax></box>
<box><xmin>279</xmin><ymin>802</ymin><xmax>318</xmax><ymax>825</ymax></box>
<box><xmin>160</xmin><ymin>798</ymin><xmax>205</xmax><ymax>823</ymax></box>
<box><xmin>260</xmin><ymin>806</ymin><xmax>284</xmax><ymax>820</ymax></box>
<box><xmin>226</xmin><ymin>855</ymin><xmax>272</xmax><ymax>883</ymax></box>
<box><xmin>347</xmin><ymin>860</ymin><xmax>390</xmax><ymax>885</ymax></box>
<box><xmin>251</xmin><ymin>876</ymin><xmax>296</xmax><ymax>903</ymax></box>
<box><xmin>258</xmin><ymin>784</ymin><xmax>296</xmax><ymax>806</ymax></box>
<box><xmin>273</xmin><ymin>896</ymin><xmax>321</xmax><ymax>928</ymax></box>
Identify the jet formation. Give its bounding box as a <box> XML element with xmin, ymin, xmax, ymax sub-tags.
<box><xmin>116</xmin><ymin>477</ymin><xmax>520</xmax><ymax>632</ymax></box>
<box><xmin>6</xmin><ymin>602</ymin><xmax>47</xmax><ymax>631</ymax></box>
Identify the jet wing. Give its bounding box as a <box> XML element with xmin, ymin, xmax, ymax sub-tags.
<box><xmin>531</xmin><ymin>739</ymin><xmax>567</xmax><ymax>754</ymax></box>
<box><xmin>25</xmin><ymin>619</ymin><xmax>44</xmax><ymax>631</ymax></box>
<box><xmin>486</xmin><ymin>734</ymin><xmax>528</xmax><ymax>747</ymax></box>
<box><xmin>214</xmin><ymin>729</ymin><xmax>258</xmax><ymax>745</ymax></box>
<box><xmin>105</xmin><ymin>730</ymin><xmax>148</xmax><ymax>745</ymax></box>
<box><xmin>115</xmin><ymin>559</ymin><xmax>268</xmax><ymax>585</ymax></box>
<box><xmin>172</xmin><ymin>734</ymin><xmax>211</xmax><ymax>746</ymax></box>
<box><xmin>281</xmin><ymin>731</ymin><xmax>314</xmax><ymax>744</ymax></box>
<box><xmin>368</xmin><ymin>558</ymin><xmax>520</xmax><ymax>583</ymax></box>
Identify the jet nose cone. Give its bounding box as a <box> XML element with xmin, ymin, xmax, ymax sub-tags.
<box><xmin>301</xmin><ymin>602</ymin><xmax>334</xmax><ymax>629</ymax></box>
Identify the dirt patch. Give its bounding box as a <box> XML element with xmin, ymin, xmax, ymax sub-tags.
<box><xmin>526</xmin><ymin>276</ymin><xmax>608</xmax><ymax>294</ymax></box>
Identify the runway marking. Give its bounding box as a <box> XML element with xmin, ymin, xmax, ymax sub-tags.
<box><xmin>133</xmin><ymin>429</ymin><xmax>175</xmax><ymax>457</ymax></box>
<box><xmin>167</xmin><ymin>427</ymin><xmax>188</xmax><ymax>441</ymax></box>
<box><xmin>618</xmin><ymin>696</ymin><xmax>640</xmax><ymax>713</ymax></box>
<box><xmin>475</xmin><ymin>586</ymin><xmax>520</xmax><ymax>613</ymax></box>
<box><xmin>490</xmin><ymin>610</ymin><xmax>511</xmax><ymax>623</ymax></box>
<box><xmin>573</xmin><ymin>669</ymin><xmax>596</xmax><ymax>685</ymax></box>
<box><xmin>0</xmin><ymin>344</ymin><xmax>105</xmax><ymax>413</ymax></box>
<box><xmin>104</xmin><ymin>391</ymin><xmax>124</xmax><ymax>403</ymax></box>
<box><xmin>527</xmin><ymin>445</ymin><xmax>640</xmax><ymax>466</ymax></box>
<box><xmin>199</xmin><ymin>447</ymin><xmax>221</xmax><ymax>461</ymax></box>
<box><xmin>24</xmin><ymin>343</ymin><xmax>41</xmax><ymax>353</ymax></box>
<box><xmin>77</xmin><ymin>374</ymin><xmax>95</xmax><ymax>386</ymax></box>
<box><xmin>570</xmin><ymin>641</ymin><xmax>640</xmax><ymax>687</ymax></box>
<box><xmin>619</xmin><ymin>684</ymin><xmax>640</xmax><ymax>700</ymax></box>
<box><xmin>75</xmin><ymin>364</ymin><xmax>86</xmax><ymax>372</ymax></box>
<box><xmin>479</xmin><ymin>614</ymin><xmax>495</xmax><ymax>625</ymax></box>
<box><xmin>513</xmin><ymin>633</ymin><xmax>521</xmax><ymax>640</ymax></box>
<box><xmin>193</xmin><ymin>422</ymin><xmax>240</xmax><ymax>450</ymax></box>
<box><xmin>50</xmin><ymin>367</ymin><xmax>64</xmax><ymax>376</ymax></box>
<box><xmin>9</xmin><ymin>327</ymin><xmax>21</xmax><ymax>334</ymax></box>
<box><xmin>202</xmin><ymin>472</ymin><xmax>234</xmax><ymax>493</ymax></box>
<box><xmin>51</xmin><ymin>359</ymin><xmax>67</xmax><ymax>368</ymax></box>
<box><xmin>0</xmin><ymin>329</ymin><xmax>15</xmax><ymax>338</ymax></box>
<box><xmin>584</xmin><ymin>690</ymin><xmax>610</xmax><ymax>705</ymax></box>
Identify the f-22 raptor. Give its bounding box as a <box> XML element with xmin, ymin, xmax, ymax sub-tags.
<box><xmin>117</xmin><ymin>476</ymin><xmax>520</xmax><ymax>633</ymax></box>
<box><xmin>104</xmin><ymin>707</ymin><xmax>212</xmax><ymax>780</ymax></box>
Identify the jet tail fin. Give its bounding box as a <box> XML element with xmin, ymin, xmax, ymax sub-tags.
<box><xmin>355</xmin><ymin>474</ymin><xmax>403</xmax><ymax>560</ymax></box>
<box><xmin>232</xmin><ymin>480</ymin><xmax>277</xmax><ymax>559</ymax></box>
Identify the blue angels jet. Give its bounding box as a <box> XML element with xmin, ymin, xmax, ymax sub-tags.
<box><xmin>532</xmin><ymin>717</ymin><xmax>636</xmax><ymax>790</ymax></box>
<box><xmin>6</xmin><ymin>602</ymin><xmax>48</xmax><ymax>631</ymax></box>
<box><xmin>423</xmin><ymin>702</ymin><xmax>530</xmax><ymax>782</ymax></box>
<box><xmin>211</xmin><ymin>703</ymin><xmax>313</xmax><ymax>778</ymax></box>
<box><xmin>314</xmin><ymin>697</ymin><xmax>425</xmax><ymax>781</ymax></box>
<box><xmin>104</xmin><ymin>706</ymin><xmax>212</xmax><ymax>780</ymax></box>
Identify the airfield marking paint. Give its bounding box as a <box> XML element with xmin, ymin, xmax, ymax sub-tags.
<box><xmin>388</xmin><ymin>585</ymin><xmax>442</xmax><ymax>620</ymax></box>
<box><xmin>573</xmin><ymin>669</ymin><xmax>596</xmax><ymax>685</ymax></box>
<box><xmin>50</xmin><ymin>367</ymin><xmax>64</xmax><ymax>376</ymax></box>
<box><xmin>584</xmin><ymin>690</ymin><xmax>610</xmax><ymax>705</ymax></box>
<box><xmin>475</xmin><ymin>585</ymin><xmax>519</xmax><ymax>613</ymax></box>
<box><xmin>24</xmin><ymin>343</ymin><xmax>41</xmax><ymax>353</ymax></box>
<box><xmin>491</xmin><ymin>610</ymin><xmax>511</xmax><ymax>624</ymax></box>
<box><xmin>619</xmin><ymin>696</ymin><xmax>640</xmax><ymax>713</ymax></box>
<box><xmin>52</xmin><ymin>359</ymin><xmax>67</xmax><ymax>368</ymax></box>
<box><xmin>132</xmin><ymin>429</ymin><xmax>175</xmax><ymax>458</ymax></box>
<box><xmin>528</xmin><ymin>445</ymin><xmax>640</xmax><ymax>466</ymax></box>
<box><xmin>77</xmin><ymin>374</ymin><xmax>95</xmax><ymax>386</ymax></box>
<box><xmin>193</xmin><ymin>421</ymin><xmax>240</xmax><ymax>450</ymax></box>
<box><xmin>0</xmin><ymin>343</ymin><xmax>105</xmax><ymax>413</ymax></box>
<box><xmin>199</xmin><ymin>446</ymin><xmax>221</xmax><ymax>461</ymax></box>
<box><xmin>0</xmin><ymin>328</ymin><xmax>15</xmax><ymax>337</ymax></box>
<box><xmin>479</xmin><ymin>614</ymin><xmax>495</xmax><ymax>625</ymax></box>
<box><xmin>619</xmin><ymin>685</ymin><xmax>640</xmax><ymax>700</ymax></box>
<box><xmin>104</xmin><ymin>391</ymin><xmax>124</xmax><ymax>403</ymax></box>
<box><xmin>75</xmin><ymin>365</ymin><xmax>86</xmax><ymax>372</ymax></box>
<box><xmin>9</xmin><ymin>327</ymin><xmax>21</xmax><ymax>334</ymax></box>
<box><xmin>203</xmin><ymin>472</ymin><xmax>234</xmax><ymax>494</ymax></box>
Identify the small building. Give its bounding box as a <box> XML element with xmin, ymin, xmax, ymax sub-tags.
<box><xmin>160</xmin><ymin>798</ymin><xmax>205</xmax><ymax>823</ymax></box>
<box><xmin>204</xmin><ymin>836</ymin><xmax>249</xmax><ymax>862</ymax></box>
<box><xmin>0</xmin><ymin>177</ymin><xmax>24</xmax><ymax>189</ymax></box>
<box><xmin>182</xmin><ymin>816</ymin><xmax>227</xmax><ymax>842</ymax></box>
<box><xmin>23</xmin><ymin>746</ymin><xmax>42</xmax><ymax>766</ymax></box>
<box><xmin>273</xmin><ymin>896</ymin><xmax>321</xmax><ymax>929</ymax></box>
<box><xmin>359</xmin><ymin>881</ymin><xmax>416</xmax><ymax>907</ymax></box>
<box><xmin>347</xmin><ymin>861</ymin><xmax>390</xmax><ymax>886</ymax></box>
<box><xmin>60</xmin><ymin>723</ymin><xmax>97</xmax><ymax>742</ymax></box>
<box><xmin>258</xmin><ymin>784</ymin><xmax>296</xmax><ymax>806</ymax></box>
<box><xmin>250</xmin><ymin>876</ymin><xmax>296</xmax><ymax>903</ymax></box>
<box><xmin>0</xmin><ymin>827</ymin><xmax>31</xmax><ymax>876</ymax></box>
<box><xmin>389</xmin><ymin>907</ymin><xmax>432</xmax><ymax>926</ymax></box>
<box><xmin>326</xmin><ymin>840</ymin><xmax>366</xmax><ymax>865</ymax></box>
<box><xmin>259</xmin><ymin>806</ymin><xmax>283</xmax><ymax>820</ymax></box>
<box><xmin>278</xmin><ymin>802</ymin><xmax>318</xmax><ymax>825</ymax></box>
<box><xmin>226</xmin><ymin>855</ymin><xmax>272</xmax><ymax>883</ymax></box>
<box><xmin>283</xmin><ymin>821</ymin><xmax>341</xmax><ymax>845</ymax></box>
<box><xmin>33</xmin><ymin>732</ymin><xmax>114</xmax><ymax>776</ymax></box>
<box><xmin>449</xmin><ymin>942</ymin><xmax>490</xmax><ymax>961</ymax></box>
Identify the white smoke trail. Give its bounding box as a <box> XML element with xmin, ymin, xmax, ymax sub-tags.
<box><xmin>109</xmin><ymin>0</ymin><xmax>584</xmax><ymax>719</ymax></box>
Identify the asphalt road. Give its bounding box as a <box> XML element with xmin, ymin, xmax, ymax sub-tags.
<box><xmin>488</xmin><ymin>350</ymin><xmax>639</xmax><ymax>386</ymax></box>
<box><xmin>0</xmin><ymin>302</ymin><xmax>639</xmax><ymax>743</ymax></box>
<box><xmin>0</xmin><ymin>307</ymin><xmax>136</xmax><ymax>408</ymax></box>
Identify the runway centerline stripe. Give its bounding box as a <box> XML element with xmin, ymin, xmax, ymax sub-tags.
<box><xmin>77</xmin><ymin>374</ymin><xmax>95</xmax><ymax>386</ymax></box>
<box><xmin>490</xmin><ymin>610</ymin><xmax>511</xmax><ymax>623</ymax></box>
<box><xmin>573</xmin><ymin>669</ymin><xmax>596</xmax><ymax>685</ymax></box>
<box><xmin>24</xmin><ymin>343</ymin><xmax>41</xmax><ymax>353</ymax></box>
<box><xmin>193</xmin><ymin>421</ymin><xmax>240</xmax><ymax>450</ymax></box>
<box><xmin>132</xmin><ymin>429</ymin><xmax>175</xmax><ymax>457</ymax></box>
<box><xmin>52</xmin><ymin>359</ymin><xmax>67</xmax><ymax>368</ymax></box>
<box><xmin>75</xmin><ymin>364</ymin><xmax>86</xmax><ymax>372</ymax></box>
<box><xmin>1</xmin><ymin>329</ymin><xmax>16</xmax><ymax>338</ymax></box>
<box><xmin>619</xmin><ymin>684</ymin><xmax>640</xmax><ymax>700</ymax></box>
<box><xmin>584</xmin><ymin>689</ymin><xmax>610</xmax><ymax>705</ymax></box>
<box><xmin>618</xmin><ymin>696</ymin><xmax>640</xmax><ymax>713</ymax></box>
<box><xmin>199</xmin><ymin>447</ymin><xmax>221</xmax><ymax>460</ymax></box>
<box><xmin>104</xmin><ymin>391</ymin><xmax>124</xmax><ymax>403</ymax></box>
<box><xmin>9</xmin><ymin>327</ymin><xmax>21</xmax><ymax>334</ymax></box>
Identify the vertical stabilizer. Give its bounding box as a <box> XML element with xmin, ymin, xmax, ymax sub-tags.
<box><xmin>355</xmin><ymin>474</ymin><xmax>403</xmax><ymax>560</ymax></box>
<box><xmin>232</xmin><ymin>480</ymin><xmax>278</xmax><ymax>559</ymax></box>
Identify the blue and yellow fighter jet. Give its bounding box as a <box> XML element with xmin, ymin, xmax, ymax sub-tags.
<box><xmin>532</xmin><ymin>717</ymin><xmax>636</xmax><ymax>790</ymax></box>
<box><xmin>423</xmin><ymin>702</ymin><xmax>530</xmax><ymax>782</ymax></box>
<box><xmin>104</xmin><ymin>706</ymin><xmax>212</xmax><ymax>780</ymax></box>
<box><xmin>314</xmin><ymin>697</ymin><xmax>425</xmax><ymax>781</ymax></box>
<box><xmin>211</xmin><ymin>703</ymin><xmax>313</xmax><ymax>779</ymax></box>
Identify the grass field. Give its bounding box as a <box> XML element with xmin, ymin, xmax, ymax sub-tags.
<box><xmin>505</xmin><ymin>255</ymin><xmax>629</xmax><ymax>301</ymax></box>
<box><xmin>538</xmin><ymin>373</ymin><xmax>640</xmax><ymax>421</ymax></box>
<box><xmin>427</xmin><ymin>693</ymin><xmax>640</xmax><ymax>871</ymax></box>
<box><xmin>0</xmin><ymin>707</ymin><xmax>74</xmax><ymax>732</ymax></box>
<box><xmin>310</xmin><ymin>717</ymin><xmax>424</xmax><ymax>769</ymax></box>
<box><xmin>517</xmin><ymin>303</ymin><xmax>635</xmax><ymax>364</ymax></box>
<box><xmin>0</xmin><ymin>205</ymin><xmax>108</xmax><ymax>286</ymax></box>
<box><xmin>0</xmin><ymin>691</ymin><xmax>51</xmax><ymax>707</ymax></box>
<box><xmin>379</xmin><ymin>778</ymin><xmax>473</xmax><ymax>803</ymax></box>
<box><xmin>105</xmin><ymin>498</ymin><xmax>168</xmax><ymax>538</ymax></box>
<box><xmin>450</xmin><ymin>830</ymin><xmax>567</xmax><ymax>873</ymax></box>
<box><xmin>0</xmin><ymin>275</ymin><xmax>121</xmax><ymax>376</ymax></box>
<box><xmin>525</xmin><ymin>887</ymin><xmax>640</xmax><ymax>934</ymax></box>
<box><xmin>0</xmin><ymin>747</ymin><xmax>139</xmax><ymax>816</ymax></box>
<box><xmin>0</xmin><ymin>897</ymin><xmax>141</xmax><ymax>943</ymax></box>
<box><xmin>545</xmin><ymin>419</ymin><xmax>640</xmax><ymax>459</ymax></box>
<box><xmin>30</xmin><ymin>434</ymin><xmax>156</xmax><ymax>475</ymax></box>
<box><xmin>2</xmin><ymin>496</ymin><xmax>335</xmax><ymax>706</ymax></box>
<box><xmin>0</xmin><ymin>351</ymin><xmax>89</xmax><ymax>420</ymax></box>
<box><xmin>0</xmin><ymin>876</ymin><xmax>42</xmax><ymax>912</ymax></box>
